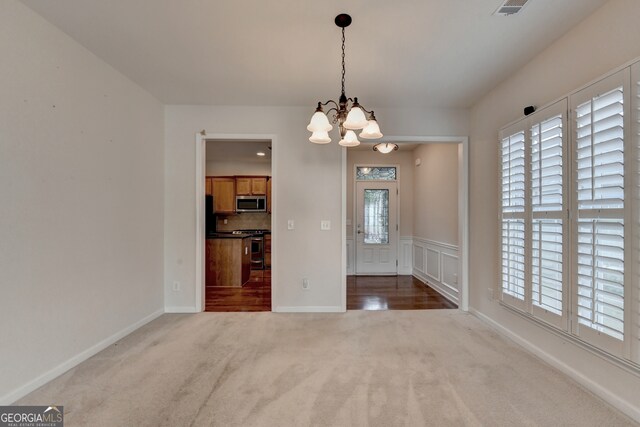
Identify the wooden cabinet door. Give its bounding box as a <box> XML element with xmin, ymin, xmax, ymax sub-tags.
<box><xmin>264</xmin><ymin>234</ymin><xmax>271</xmax><ymax>268</ymax></box>
<box><xmin>205</xmin><ymin>177</ymin><xmax>213</xmax><ymax>196</ymax></box>
<box><xmin>241</xmin><ymin>238</ymin><xmax>251</xmax><ymax>285</ymax></box>
<box><xmin>236</xmin><ymin>178</ymin><xmax>251</xmax><ymax>196</ymax></box>
<box><xmin>266</xmin><ymin>177</ymin><xmax>272</xmax><ymax>213</ymax></box>
<box><xmin>251</xmin><ymin>177</ymin><xmax>267</xmax><ymax>195</ymax></box>
<box><xmin>212</xmin><ymin>178</ymin><xmax>235</xmax><ymax>213</ymax></box>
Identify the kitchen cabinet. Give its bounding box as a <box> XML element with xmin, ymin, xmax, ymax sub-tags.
<box><xmin>236</xmin><ymin>177</ymin><xmax>267</xmax><ymax>196</ymax></box>
<box><xmin>205</xmin><ymin>177</ymin><xmax>213</xmax><ymax>196</ymax></box>
<box><xmin>206</xmin><ymin>236</ymin><xmax>251</xmax><ymax>287</ymax></box>
<box><xmin>212</xmin><ymin>177</ymin><xmax>235</xmax><ymax>213</ymax></box>
<box><xmin>266</xmin><ymin>177</ymin><xmax>272</xmax><ymax>213</ymax></box>
<box><xmin>264</xmin><ymin>234</ymin><xmax>271</xmax><ymax>268</ymax></box>
<box><xmin>251</xmin><ymin>177</ymin><xmax>267</xmax><ymax>195</ymax></box>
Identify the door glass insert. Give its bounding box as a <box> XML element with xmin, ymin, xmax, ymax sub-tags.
<box><xmin>363</xmin><ymin>189</ymin><xmax>389</xmax><ymax>244</ymax></box>
<box><xmin>356</xmin><ymin>167</ymin><xmax>396</xmax><ymax>181</ymax></box>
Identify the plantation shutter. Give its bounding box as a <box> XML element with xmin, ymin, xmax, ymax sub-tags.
<box><xmin>529</xmin><ymin>100</ymin><xmax>568</xmax><ymax>329</ymax></box>
<box><xmin>570</xmin><ymin>70</ymin><xmax>630</xmax><ymax>356</ymax></box>
<box><xmin>497</xmin><ymin>60</ymin><xmax>640</xmax><ymax>363</ymax></box>
<box><xmin>500</xmin><ymin>125</ymin><xmax>527</xmax><ymax>310</ymax></box>
<box><xmin>632</xmin><ymin>61</ymin><xmax>640</xmax><ymax>365</ymax></box>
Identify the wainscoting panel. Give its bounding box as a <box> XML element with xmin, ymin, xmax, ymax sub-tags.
<box><xmin>413</xmin><ymin>237</ymin><xmax>459</xmax><ymax>304</ymax></box>
<box><xmin>346</xmin><ymin>237</ymin><xmax>354</xmax><ymax>275</ymax></box>
<box><xmin>426</xmin><ymin>248</ymin><xmax>441</xmax><ymax>282</ymax></box>
<box><xmin>441</xmin><ymin>253</ymin><xmax>459</xmax><ymax>291</ymax></box>
<box><xmin>413</xmin><ymin>245</ymin><xmax>424</xmax><ymax>272</ymax></box>
<box><xmin>399</xmin><ymin>237</ymin><xmax>413</xmax><ymax>275</ymax></box>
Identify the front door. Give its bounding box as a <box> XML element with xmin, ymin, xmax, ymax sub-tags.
<box><xmin>355</xmin><ymin>180</ymin><xmax>398</xmax><ymax>275</ymax></box>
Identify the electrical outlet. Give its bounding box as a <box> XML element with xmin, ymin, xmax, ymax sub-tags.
<box><xmin>321</xmin><ymin>220</ymin><xmax>331</xmax><ymax>230</ymax></box>
<box><xmin>288</xmin><ymin>220</ymin><xmax>295</xmax><ymax>230</ymax></box>
<box><xmin>302</xmin><ymin>278</ymin><xmax>310</xmax><ymax>290</ymax></box>
<box><xmin>223</xmin><ymin>218</ymin><xmax>228</xmax><ymax>225</ymax></box>
<box><xmin>173</xmin><ymin>281</ymin><xmax>181</xmax><ymax>292</ymax></box>
<box><xmin>452</xmin><ymin>273</ymin><xmax>458</xmax><ymax>284</ymax></box>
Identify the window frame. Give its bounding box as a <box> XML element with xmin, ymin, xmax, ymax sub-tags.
<box><xmin>499</xmin><ymin>123</ymin><xmax>528</xmax><ymax>312</ymax></box>
<box><xmin>498</xmin><ymin>62</ymin><xmax>640</xmax><ymax>365</ymax></box>
<box><xmin>630</xmin><ymin>61</ymin><xmax>640</xmax><ymax>365</ymax></box>
<box><xmin>499</xmin><ymin>100</ymin><xmax>569</xmax><ymax>329</ymax></box>
<box><xmin>569</xmin><ymin>69</ymin><xmax>631</xmax><ymax>358</ymax></box>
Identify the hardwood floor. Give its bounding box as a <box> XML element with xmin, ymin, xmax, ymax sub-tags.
<box><xmin>205</xmin><ymin>269</ymin><xmax>271</xmax><ymax>312</ymax></box>
<box><xmin>206</xmin><ymin>272</ymin><xmax>454</xmax><ymax>312</ymax></box>
<box><xmin>347</xmin><ymin>275</ymin><xmax>457</xmax><ymax>310</ymax></box>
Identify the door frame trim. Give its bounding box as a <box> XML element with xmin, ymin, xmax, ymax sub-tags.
<box><xmin>353</xmin><ymin>164</ymin><xmax>400</xmax><ymax>275</ymax></box>
<box><xmin>342</xmin><ymin>136</ymin><xmax>469</xmax><ymax>311</ymax></box>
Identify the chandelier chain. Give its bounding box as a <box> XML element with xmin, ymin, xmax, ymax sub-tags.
<box><xmin>341</xmin><ymin>27</ymin><xmax>346</xmax><ymax>96</ymax></box>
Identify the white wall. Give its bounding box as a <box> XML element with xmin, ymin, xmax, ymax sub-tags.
<box><xmin>0</xmin><ymin>1</ymin><xmax>165</xmax><ymax>403</ymax></box>
<box><xmin>468</xmin><ymin>0</ymin><xmax>640</xmax><ymax>419</ymax></box>
<box><xmin>206</xmin><ymin>161</ymin><xmax>271</xmax><ymax>176</ymax></box>
<box><xmin>412</xmin><ymin>143</ymin><xmax>458</xmax><ymax>245</ymax></box>
<box><xmin>411</xmin><ymin>143</ymin><xmax>460</xmax><ymax>303</ymax></box>
<box><xmin>346</xmin><ymin>149</ymin><xmax>414</xmax><ymax>237</ymax></box>
<box><xmin>164</xmin><ymin>106</ymin><xmax>468</xmax><ymax>311</ymax></box>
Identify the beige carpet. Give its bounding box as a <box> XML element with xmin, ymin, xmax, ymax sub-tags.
<box><xmin>18</xmin><ymin>310</ymin><xmax>636</xmax><ymax>426</ymax></box>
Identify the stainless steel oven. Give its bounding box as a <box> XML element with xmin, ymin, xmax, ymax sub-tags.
<box><xmin>250</xmin><ymin>237</ymin><xmax>264</xmax><ymax>270</ymax></box>
<box><xmin>235</xmin><ymin>229</ymin><xmax>268</xmax><ymax>269</ymax></box>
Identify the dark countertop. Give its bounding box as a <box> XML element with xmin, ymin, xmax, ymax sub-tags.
<box><xmin>206</xmin><ymin>233</ymin><xmax>252</xmax><ymax>239</ymax></box>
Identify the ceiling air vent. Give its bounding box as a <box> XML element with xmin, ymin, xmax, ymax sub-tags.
<box><xmin>494</xmin><ymin>0</ymin><xmax>530</xmax><ymax>16</ymax></box>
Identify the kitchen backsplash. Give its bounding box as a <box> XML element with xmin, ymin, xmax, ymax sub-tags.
<box><xmin>217</xmin><ymin>213</ymin><xmax>271</xmax><ymax>231</ymax></box>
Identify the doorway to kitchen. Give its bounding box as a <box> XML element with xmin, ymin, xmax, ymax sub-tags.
<box><xmin>345</xmin><ymin>138</ymin><xmax>468</xmax><ymax>311</ymax></box>
<box><xmin>195</xmin><ymin>135</ymin><xmax>276</xmax><ymax>312</ymax></box>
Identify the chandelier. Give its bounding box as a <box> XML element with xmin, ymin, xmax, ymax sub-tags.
<box><xmin>307</xmin><ymin>14</ymin><xmax>383</xmax><ymax>147</ymax></box>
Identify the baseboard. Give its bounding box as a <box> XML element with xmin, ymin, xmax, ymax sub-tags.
<box><xmin>164</xmin><ymin>306</ymin><xmax>199</xmax><ymax>313</ymax></box>
<box><xmin>469</xmin><ymin>308</ymin><xmax>640</xmax><ymax>423</ymax></box>
<box><xmin>274</xmin><ymin>306</ymin><xmax>345</xmax><ymax>313</ymax></box>
<box><xmin>0</xmin><ymin>308</ymin><xmax>164</xmax><ymax>405</ymax></box>
<box><xmin>413</xmin><ymin>271</ymin><xmax>459</xmax><ymax>305</ymax></box>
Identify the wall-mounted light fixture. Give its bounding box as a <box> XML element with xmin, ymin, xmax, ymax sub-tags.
<box><xmin>373</xmin><ymin>143</ymin><xmax>398</xmax><ymax>154</ymax></box>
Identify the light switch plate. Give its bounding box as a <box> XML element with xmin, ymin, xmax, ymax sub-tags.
<box><xmin>287</xmin><ymin>220</ymin><xmax>294</xmax><ymax>230</ymax></box>
<box><xmin>321</xmin><ymin>220</ymin><xmax>331</xmax><ymax>231</ymax></box>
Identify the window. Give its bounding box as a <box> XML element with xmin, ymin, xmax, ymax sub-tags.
<box><xmin>500</xmin><ymin>100</ymin><xmax>567</xmax><ymax>326</ymax></box>
<box><xmin>501</xmin><ymin>129</ymin><xmax>526</xmax><ymax>308</ymax></box>
<box><xmin>363</xmin><ymin>189</ymin><xmax>389</xmax><ymax>244</ymax></box>
<box><xmin>499</xmin><ymin>64</ymin><xmax>640</xmax><ymax>363</ymax></box>
<box><xmin>571</xmin><ymin>77</ymin><xmax>627</xmax><ymax>352</ymax></box>
<box><xmin>356</xmin><ymin>166</ymin><xmax>396</xmax><ymax>181</ymax></box>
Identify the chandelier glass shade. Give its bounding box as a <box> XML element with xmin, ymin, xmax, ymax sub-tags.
<box><xmin>307</xmin><ymin>14</ymin><xmax>383</xmax><ymax>147</ymax></box>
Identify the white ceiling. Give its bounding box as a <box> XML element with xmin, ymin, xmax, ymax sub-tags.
<box><xmin>22</xmin><ymin>0</ymin><xmax>607</xmax><ymax>108</ymax></box>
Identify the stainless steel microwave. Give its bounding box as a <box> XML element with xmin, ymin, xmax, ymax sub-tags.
<box><xmin>236</xmin><ymin>196</ymin><xmax>266</xmax><ymax>212</ymax></box>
